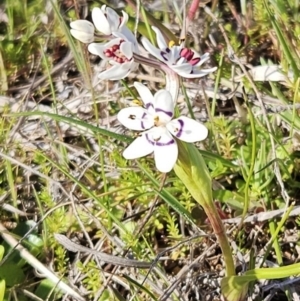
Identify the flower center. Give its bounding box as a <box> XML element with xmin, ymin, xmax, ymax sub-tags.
<box><xmin>104</xmin><ymin>40</ymin><xmax>130</xmax><ymax>64</ymax></box>
<box><xmin>153</xmin><ymin>115</ymin><xmax>167</xmax><ymax>127</ymax></box>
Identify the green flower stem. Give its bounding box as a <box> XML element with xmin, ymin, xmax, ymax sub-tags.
<box><xmin>174</xmin><ymin>141</ymin><xmax>235</xmax><ymax>276</ymax></box>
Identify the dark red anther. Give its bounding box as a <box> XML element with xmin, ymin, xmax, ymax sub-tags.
<box><xmin>112</xmin><ymin>44</ymin><xmax>120</xmax><ymax>51</ymax></box>
<box><xmin>190</xmin><ymin>57</ymin><xmax>200</xmax><ymax>66</ymax></box>
<box><xmin>115</xmin><ymin>57</ymin><xmax>123</xmax><ymax>63</ymax></box>
<box><xmin>180</xmin><ymin>48</ymin><xmax>194</xmax><ymax>61</ymax></box>
<box><xmin>104</xmin><ymin>49</ymin><xmax>113</xmax><ymax>57</ymax></box>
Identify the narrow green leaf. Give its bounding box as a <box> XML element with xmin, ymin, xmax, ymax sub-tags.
<box><xmin>123</xmin><ymin>274</ymin><xmax>158</xmax><ymax>300</ymax></box>
<box><xmin>34</xmin><ymin>279</ymin><xmax>60</xmax><ymax>301</ymax></box>
<box><xmin>222</xmin><ymin>261</ymin><xmax>300</xmax><ymax>301</ymax></box>
<box><xmin>138</xmin><ymin>162</ymin><xmax>196</xmax><ymax>225</ymax></box>
<box><xmin>9</xmin><ymin>111</ymin><xmax>133</xmax><ymax>143</ymax></box>
<box><xmin>263</xmin><ymin>0</ymin><xmax>300</xmax><ymax>78</ymax></box>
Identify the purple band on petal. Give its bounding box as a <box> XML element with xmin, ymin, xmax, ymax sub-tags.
<box><xmin>155</xmin><ymin>108</ymin><xmax>173</xmax><ymax>117</ymax></box>
<box><xmin>174</xmin><ymin>119</ymin><xmax>184</xmax><ymax>138</ymax></box>
<box><xmin>145</xmin><ymin>103</ymin><xmax>154</xmax><ymax>110</ymax></box>
<box><xmin>156</xmin><ymin>139</ymin><xmax>175</xmax><ymax>146</ymax></box>
<box><xmin>146</xmin><ymin>134</ymin><xmax>175</xmax><ymax>146</ymax></box>
<box><xmin>145</xmin><ymin>134</ymin><xmax>155</xmax><ymax>145</ymax></box>
<box><xmin>141</xmin><ymin>112</ymin><xmax>147</xmax><ymax>129</ymax></box>
<box><xmin>160</xmin><ymin>51</ymin><xmax>168</xmax><ymax>61</ymax></box>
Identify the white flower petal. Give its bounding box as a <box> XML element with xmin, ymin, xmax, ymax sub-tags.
<box><xmin>118</xmin><ymin>26</ymin><xmax>138</xmax><ymax>50</ymax></box>
<box><xmin>250</xmin><ymin>65</ymin><xmax>287</xmax><ymax>82</ymax></box>
<box><xmin>70</xmin><ymin>20</ymin><xmax>94</xmax><ymax>43</ymax></box>
<box><xmin>171</xmin><ymin>63</ymin><xmax>193</xmax><ymax>75</ymax></box>
<box><xmin>172</xmin><ymin>64</ymin><xmax>217</xmax><ymax>78</ymax></box>
<box><xmin>150</xmin><ymin>130</ymin><xmax>178</xmax><ymax>172</ymax></box>
<box><xmin>120</xmin><ymin>10</ymin><xmax>129</xmax><ymax>27</ymax></box>
<box><xmin>70</xmin><ymin>20</ymin><xmax>94</xmax><ymax>33</ymax></box>
<box><xmin>123</xmin><ymin>134</ymin><xmax>154</xmax><ymax>159</ymax></box>
<box><xmin>166</xmin><ymin>116</ymin><xmax>208</xmax><ymax>142</ymax></box>
<box><xmin>193</xmin><ymin>52</ymin><xmax>210</xmax><ymax>67</ymax></box>
<box><xmin>103</xmin><ymin>37</ymin><xmax>122</xmax><ymax>48</ymax></box>
<box><xmin>118</xmin><ymin>107</ymin><xmax>154</xmax><ymax>130</ymax></box>
<box><xmin>87</xmin><ymin>43</ymin><xmax>107</xmax><ymax>59</ymax></box>
<box><xmin>153</xmin><ymin>90</ymin><xmax>174</xmax><ymax>122</ymax></box>
<box><xmin>70</xmin><ymin>29</ymin><xmax>94</xmax><ymax>43</ymax></box>
<box><xmin>105</xmin><ymin>7</ymin><xmax>121</xmax><ymax>32</ymax></box>
<box><xmin>134</xmin><ymin>82</ymin><xmax>155</xmax><ymax>111</ymax></box>
<box><xmin>180</xmin><ymin>67</ymin><xmax>217</xmax><ymax>78</ymax></box>
<box><xmin>88</xmin><ymin>38</ymin><xmax>123</xmax><ymax>58</ymax></box>
<box><xmin>152</xmin><ymin>26</ymin><xmax>168</xmax><ymax>50</ymax></box>
<box><xmin>92</xmin><ymin>7</ymin><xmax>111</xmax><ymax>35</ymax></box>
<box><xmin>169</xmin><ymin>45</ymin><xmax>182</xmax><ymax>64</ymax></box>
<box><xmin>141</xmin><ymin>37</ymin><xmax>167</xmax><ymax>62</ymax></box>
<box><xmin>120</xmin><ymin>42</ymin><xmax>133</xmax><ymax>60</ymax></box>
<box><xmin>97</xmin><ymin>65</ymin><xmax>127</xmax><ymax>80</ymax></box>
<box><xmin>98</xmin><ymin>61</ymin><xmax>137</xmax><ymax>80</ymax></box>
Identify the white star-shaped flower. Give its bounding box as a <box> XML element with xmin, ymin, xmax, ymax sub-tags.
<box><xmin>88</xmin><ymin>32</ymin><xmax>138</xmax><ymax>80</ymax></box>
<box><xmin>117</xmin><ymin>82</ymin><xmax>208</xmax><ymax>172</ymax></box>
<box><xmin>70</xmin><ymin>5</ymin><xmax>134</xmax><ymax>43</ymax></box>
<box><xmin>141</xmin><ymin>27</ymin><xmax>217</xmax><ymax>78</ymax></box>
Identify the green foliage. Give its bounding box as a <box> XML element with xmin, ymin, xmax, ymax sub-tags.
<box><xmin>0</xmin><ymin>0</ymin><xmax>45</xmax><ymax>80</ymax></box>
<box><xmin>77</xmin><ymin>260</ymin><xmax>102</xmax><ymax>297</ymax></box>
<box><xmin>211</xmin><ymin>116</ymin><xmax>240</xmax><ymax>159</ymax></box>
<box><xmin>0</xmin><ymin>221</ymin><xmax>45</xmax><ymax>300</ymax></box>
<box><xmin>34</xmin><ymin>279</ymin><xmax>62</xmax><ymax>301</ymax></box>
<box><xmin>223</xmin><ymin>23</ymin><xmax>242</xmax><ymax>52</ymax></box>
<box><xmin>0</xmin><ymin>247</ymin><xmax>5</xmax><ymax>301</ymax></box>
<box><xmin>0</xmin><ymin>279</ymin><xmax>5</xmax><ymax>301</ymax></box>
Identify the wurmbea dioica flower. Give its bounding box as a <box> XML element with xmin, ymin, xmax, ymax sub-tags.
<box><xmin>88</xmin><ymin>31</ymin><xmax>139</xmax><ymax>80</ymax></box>
<box><xmin>117</xmin><ymin>82</ymin><xmax>208</xmax><ymax>172</ymax></box>
<box><xmin>70</xmin><ymin>5</ymin><xmax>130</xmax><ymax>43</ymax></box>
<box><xmin>141</xmin><ymin>27</ymin><xmax>217</xmax><ymax>78</ymax></box>
<box><xmin>70</xmin><ymin>6</ymin><xmax>139</xmax><ymax>80</ymax></box>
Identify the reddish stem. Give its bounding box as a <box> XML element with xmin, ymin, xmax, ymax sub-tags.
<box><xmin>187</xmin><ymin>0</ymin><xmax>200</xmax><ymax>22</ymax></box>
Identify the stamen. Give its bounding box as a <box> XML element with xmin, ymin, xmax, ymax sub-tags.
<box><xmin>112</xmin><ymin>44</ymin><xmax>120</xmax><ymax>51</ymax></box>
<box><xmin>132</xmin><ymin>99</ymin><xmax>143</xmax><ymax>106</ymax></box>
<box><xmin>104</xmin><ymin>39</ymin><xmax>130</xmax><ymax>64</ymax></box>
<box><xmin>168</xmin><ymin>40</ymin><xmax>176</xmax><ymax>48</ymax></box>
<box><xmin>190</xmin><ymin>57</ymin><xmax>200</xmax><ymax>66</ymax></box>
<box><xmin>104</xmin><ymin>49</ymin><xmax>113</xmax><ymax>57</ymax></box>
<box><xmin>180</xmin><ymin>48</ymin><xmax>194</xmax><ymax>61</ymax></box>
<box><xmin>129</xmin><ymin>115</ymin><xmax>136</xmax><ymax>120</ymax></box>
